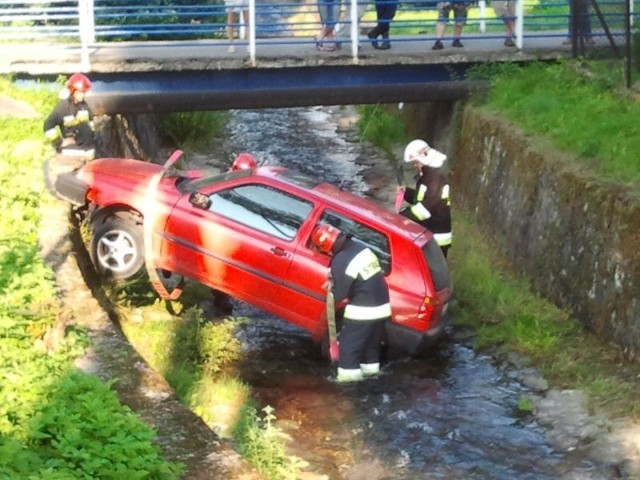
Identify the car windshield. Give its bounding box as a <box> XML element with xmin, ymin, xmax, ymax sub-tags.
<box><xmin>180</xmin><ymin>169</ymin><xmax>252</xmax><ymax>193</ymax></box>
<box><xmin>276</xmin><ymin>169</ymin><xmax>323</xmax><ymax>189</ymax></box>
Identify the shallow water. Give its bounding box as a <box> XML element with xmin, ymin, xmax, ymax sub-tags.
<box><xmin>204</xmin><ymin>106</ymin><xmax>614</xmax><ymax>480</ymax></box>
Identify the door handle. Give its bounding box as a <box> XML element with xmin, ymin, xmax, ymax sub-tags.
<box><xmin>270</xmin><ymin>246</ymin><xmax>290</xmax><ymax>257</ymax></box>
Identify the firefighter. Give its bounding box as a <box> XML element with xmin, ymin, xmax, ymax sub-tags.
<box><xmin>401</xmin><ymin>139</ymin><xmax>452</xmax><ymax>258</ymax></box>
<box><xmin>311</xmin><ymin>224</ymin><xmax>391</xmax><ymax>383</ymax></box>
<box><xmin>230</xmin><ymin>152</ymin><xmax>257</xmax><ymax>171</ymax></box>
<box><xmin>43</xmin><ymin>73</ymin><xmax>96</xmax><ymax>166</ymax></box>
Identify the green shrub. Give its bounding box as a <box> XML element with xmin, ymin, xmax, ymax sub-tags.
<box><xmin>160</xmin><ymin>111</ymin><xmax>230</xmax><ymax>152</ymax></box>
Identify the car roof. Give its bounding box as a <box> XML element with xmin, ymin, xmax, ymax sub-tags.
<box><xmin>252</xmin><ymin>166</ymin><xmax>429</xmax><ymax>242</ymax></box>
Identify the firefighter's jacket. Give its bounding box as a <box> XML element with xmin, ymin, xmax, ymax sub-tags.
<box><xmin>43</xmin><ymin>97</ymin><xmax>95</xmax><ymax>151</ymax></box>
<box><xmin>330</xmin><ymin>238</ymin><xmax>391</xmax><ymax>322</ymax></box>
<box><xmin>403</xmin><ymin>165</ymin><xmax>452</xmax><ymax>247</ymax></box>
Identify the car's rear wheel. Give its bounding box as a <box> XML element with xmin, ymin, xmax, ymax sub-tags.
<box><xmin>90</xmin><ymin>215</ymin><xmax>144</xmax><ymax>280</ymax></box>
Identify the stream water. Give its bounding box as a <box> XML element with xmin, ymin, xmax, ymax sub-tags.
<box><xmin>200</xmin><ymin>106</ymin><xmax>616</xmax><ymax>480</ymax></box>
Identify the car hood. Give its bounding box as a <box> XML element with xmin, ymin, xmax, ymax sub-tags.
<box><xmin>79</xmin><ymin>158</ymin><xmax>165</xmax><ymax>185</ymax></box>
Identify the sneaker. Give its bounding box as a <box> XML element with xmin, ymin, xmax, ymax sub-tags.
<box><xmin>451</xmin><ymin>38</ymin><xmax>463</xmax><ymax>48</ymax></box>
<box><xmin>504</xmin><ymin>38</ymin><xmax>515</xmax><ymax>47</ymax></box>
<box><xmin>432</xmin><ymin>40</ymin><xmax>444</xmax><ymax>50</ymax></box>
<box><xmin>228</xmin><ymin>45</ymin><xmax>235</xmax><ymax>53</ymax></box>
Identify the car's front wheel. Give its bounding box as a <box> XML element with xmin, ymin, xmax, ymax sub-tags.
<box><xmin>90</xmin><ymin>215</ymin><xmax>144</xmax><ymax>280</ymax></box>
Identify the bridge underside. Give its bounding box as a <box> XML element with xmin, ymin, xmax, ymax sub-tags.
<box><xmin>88</xmin><ymin>63</ymin><xmax>486</xmax><ymax>114</ymax></box>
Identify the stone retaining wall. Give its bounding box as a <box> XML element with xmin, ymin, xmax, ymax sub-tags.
<box><xmin>451</xmin><ymin>107</ymin><xmax>640</xmax><ymax>360</ymax></box>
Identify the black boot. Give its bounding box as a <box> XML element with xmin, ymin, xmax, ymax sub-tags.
<box><xmin>367</xmin><ymin>26</ymin><xmax>381</xmax><ymax>48</ymax></box>
<box><xmin>378</xmin><ymin>32</ymin><xmax>391</xmax><ymax>50</ymax></box>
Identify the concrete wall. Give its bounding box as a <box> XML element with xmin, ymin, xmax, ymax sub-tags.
<box><xmin>451</xmin><ymin>107</ymin><xmax>640</xmax><ymax>360</ymax></box>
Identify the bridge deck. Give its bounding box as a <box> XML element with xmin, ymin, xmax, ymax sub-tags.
<box><xmin>1</xmin><ymin>34</ymin><xmax>597</xmax><ymax>76</ymax></box>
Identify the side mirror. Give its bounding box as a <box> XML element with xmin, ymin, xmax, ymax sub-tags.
<box><xmin>189</xmin><ymin>192</ymin><xmax>211</xmax><ymax>210</ymax></box>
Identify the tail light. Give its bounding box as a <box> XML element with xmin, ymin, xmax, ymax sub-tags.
<box><xmin>418</xmin><ymin>295</ymin><xmax>438</xmax><ymax>318</ymax></box>
<box><xmin>86</xmin><ymin>188</ymin><xmax>97</xmax><ymax>203</ymax></box>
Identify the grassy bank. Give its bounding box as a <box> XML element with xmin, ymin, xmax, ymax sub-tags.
<box><xmin>104</xmin><ymin>277</ymin><xmax>303</xmax><ymax>479</ymax></box>
<box><xmin>0</xmin><ymin>77</ymin><xmax>182</xmax><ymax>478</ymax></box>
<box><xmin>359</xmin><ymin>58</ymin><xmax>640</xmax><ymax>419</ymax></box>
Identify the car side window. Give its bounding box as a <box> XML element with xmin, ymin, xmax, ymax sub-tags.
<box><xmin>318</xmin><ymin>211</ymin><xmax>391</xmax><ymax>274</ymax></box>
<box><xmin>208</xmin><ymin>184</ymin><xmax>313</xmax><ymax>241</ymax></box>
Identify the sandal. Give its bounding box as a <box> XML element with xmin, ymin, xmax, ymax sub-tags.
<box><xmin>314</xmin><ymin>35</ymin><xmax>325</xmax><ymax>51</ymax></box>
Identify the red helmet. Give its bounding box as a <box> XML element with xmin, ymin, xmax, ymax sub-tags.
<box><xmin>67</xmin><ymin>73</ymin><xmax>91</xmax><ymax>93</ymax></box>
<box><xmin>311</xmin><ymin>224</ymin><xmax>341</xmax><ymax>255</ymax></box>
<box><xmin>230</xmin><ymin>153</ymin><xmax>257</xmax><ymax>171</ymax></box>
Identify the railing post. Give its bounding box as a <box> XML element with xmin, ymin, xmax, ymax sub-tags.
<box><xmin>350</xmin><ymin>0</ymin><xmax>360</xmax><ymax>61</ymax></box>
<box><xmin>77</xmin><ymin>0</ymin><xmax>93</xmax><ymax>71</ymax></box>
<box><xmin>249</xmin><ymin>0</ymin><xmax>256</xmax><ymax>66</ymax></box>
<box><xmin>478</xmin><ymin>0</ymin><xmax>486</xmax><ymax>33</ymax></box>
<box><xmin>515</xmin><ymin>0</ymin><xmax>524</xmax><ymax>48</ymax></box>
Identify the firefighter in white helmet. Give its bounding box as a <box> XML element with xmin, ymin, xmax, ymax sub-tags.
<box><xmin>400</xmin><ymin>139</ymin><xmax>452</xmax><ymax>258</ymax></box>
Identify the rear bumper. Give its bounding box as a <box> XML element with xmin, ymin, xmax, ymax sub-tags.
<box><xmin>385</xmin><ymin>306</ymin><xmax>450</xmax><ymax>355</ymax></box>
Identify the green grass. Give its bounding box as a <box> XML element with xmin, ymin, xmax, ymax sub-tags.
<box><xmin>469</xmin><ymin>60</ymin><xmax>640</xmax><ymax>186</ymax></box>
<box><xmin>0</xmin><ymin>75</ymin><xmax>182</xmax><ymax>479</ymax></box>
<box><xmin>357</xmin><ymin>61</ymin><xmax>640</xmax><ymax>419</ymax></box>
<box><xmin>111</xmin><ymin>278</ymin><xmax>303</xmax><ymax>479</ymax></box>
<box><xmin>449</xmin><ymin>214</ymin><xmax>640</xmax><ymax>418</ymax></box>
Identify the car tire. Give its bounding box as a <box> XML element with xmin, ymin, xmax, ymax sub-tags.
<box><xmin>90</xmin><ymin>215</ymin><xmax>144</xmax><ymax>280</ymax></box>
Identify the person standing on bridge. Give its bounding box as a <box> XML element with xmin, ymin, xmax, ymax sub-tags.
<box><xmin>311</xmin><ymin>224</ymin><xmax>391</xmax><ymax>383</ymax></box>
<box><xmin>43</xmin><ymin>73</ymin><xmax>97</xmax><ymax>194</ymax></box>
<box><xmin>315</xmin><ymin>0</ymin><xmax>342</xmax><ymax>51</ymax></box>
<box><xmin>225</xmin><ymin>0</ymin><xmax>250</xmax><ymax>53</ymax></box>
<box><xmin>367</xmin><ymin>0</ymin><xmax>399</xmax><ymax>50</ymax></box>
<box><xmin>493</xmin><ymin>0</ymin><xmax>517</xmax><ymax>47</ymax></box>
<box><xmin>400</xmin><ymin>139</ymin><xmax>452</xmax><ymax>258</ymax></box>
<box><xmin>432</xmin><ymin>0</ymin><xmax>471</xmax><ymax>50</ymax></box>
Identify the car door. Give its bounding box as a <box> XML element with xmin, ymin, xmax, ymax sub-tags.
<box><xmin>162</xmin><ymin>181</ymin><xmax>314</xmax><ymax>307</ymax></box>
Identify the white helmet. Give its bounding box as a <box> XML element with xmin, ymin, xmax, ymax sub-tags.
<box><xmin>403</xmin><ymin>139</ymin><xmax>447</xmax><ymax>168</ymax></box>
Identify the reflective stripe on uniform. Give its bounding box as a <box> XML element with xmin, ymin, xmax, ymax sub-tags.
<box><xmin>45</xmin><ymin>127</ymin><xmax>61</xmax><ymax>141</ymax></box>
<box><xmin>344</xmin><ymin>302</ymin><xmax>392</xmax><ymax>320</ymax></box>
<box><xmin>345</xmin><ymin>248</ymin><xmax>382</xmax><ymax>280</ymax></box>
<box><xmin>410</xmin><ymin>202</ymin><xmax>431</xmax><ymax>221</ymax></box>
<box><xmin>441</xmin><ymin>184</ymin><xmax>450</xmax><ymax>204</ymax></box>
<box><xmin>61</xmin><ymin>148</ymin><xmax>95</xmax><ymax>160</ymax></box>
<box><xmin>409</xmin><ymin>184</ymin><xmax>431</xmax><ymax>220</ymax></box>
<box><xmin>434</xmin><ymin>232</ymin><xmax>452</xmax><ymax>246</ymax></box>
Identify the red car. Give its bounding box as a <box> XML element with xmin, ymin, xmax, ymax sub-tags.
<box><xmin>58</xmin><ymin>151</ymin><xmax>452</xmax><ymax>355</ymax></box>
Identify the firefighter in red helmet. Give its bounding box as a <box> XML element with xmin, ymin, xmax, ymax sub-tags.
<box><xmin>230</xmin><ymin>152</ymin><xmax>257</xmax><ymax>172</ymax></box>
<box><xmin>43</xmin><ymin>73</ymin><xmax>97</xmax><ymax>197</ymax></box>
<box><xmin>44</xmin><ymin>73</ymin><xmax>96</xmax><ymax>160</ymax></box>
<box><xmin>311</xmin><ymin>224</ymin><xmax>391</xmax><ymax>383</ymax></box>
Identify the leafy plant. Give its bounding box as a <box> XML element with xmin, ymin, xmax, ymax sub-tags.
<box><xmin>160</xmin><ymin>111</ymin><xmax>230</xmax><ymax>152</ymax></box>
<box><xmin>0</xmin><ymin>75</ymin><xmax>181</xmax><ymax>478</ymax></box>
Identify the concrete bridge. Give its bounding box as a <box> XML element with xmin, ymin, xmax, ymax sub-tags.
<box><xmin>1</xmin><ymin>0</ymin><xmax>631</xmax><ymax>114</ymax></box>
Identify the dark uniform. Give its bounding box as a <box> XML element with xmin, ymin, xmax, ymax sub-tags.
<box><xmin>43</xmin><ymin>96</ymin><xmax>95</xmax><ymax>154</ymax></box>
<box><xmin>402</xmin><ymin>165</ymin><xmax>452</xmax><ymax>257</ymax></box>
<box><xmin>331</xmin><ymin>237</ymin><xmax>391</xmax><ymax>380</ymax></box>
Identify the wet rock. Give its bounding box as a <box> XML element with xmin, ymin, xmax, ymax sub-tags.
<box><xmin>534</xmin><ymin>389</ymin><xmax>602</xmax><ymax>451</ymax></box>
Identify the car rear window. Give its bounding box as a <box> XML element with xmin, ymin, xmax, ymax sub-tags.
<box><xmin>318</xmin><ymin>210</ymin><xmax>391</xmax><ymax>273</ymax></box>
<box><xmin>422</xmin><ymin>240</ymin><xmax>450</xmax><ymax>291</ymax></box>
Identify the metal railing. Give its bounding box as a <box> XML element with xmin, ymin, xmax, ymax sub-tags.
<box><xmin>0</xmin><ymin>0</ymin><xmax>635</xmax><ymax>68</ymax></box>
